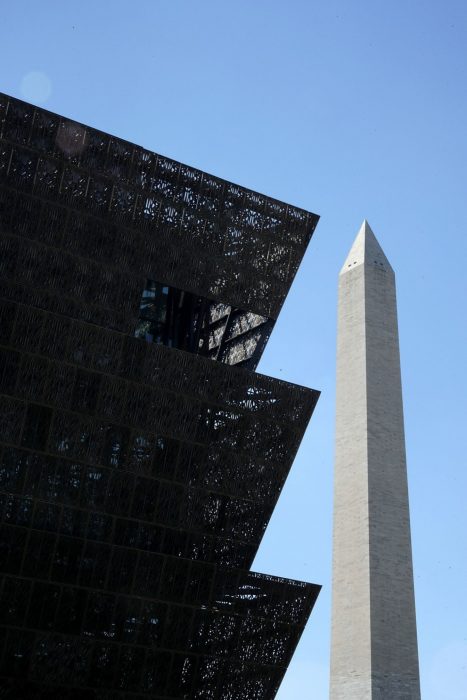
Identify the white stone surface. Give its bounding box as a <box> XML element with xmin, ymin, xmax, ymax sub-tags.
<box><xmin>330</xmin><ymin>221</ymin><xmax>421</xmax><ymax>699</ymax></box>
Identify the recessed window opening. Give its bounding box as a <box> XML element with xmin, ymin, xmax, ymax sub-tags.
<box><xmin>134</xmin><ymin>279</ymin><xmax>273</xmax><ymax>369</ymax></box>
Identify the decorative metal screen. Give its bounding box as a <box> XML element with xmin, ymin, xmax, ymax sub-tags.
<box><xmin>0</xmin><ymin>93</ymin><xmax>319</xmax><ymax>324</ymax></box>
<box><xmin>0</xmin><ymin>93</ymin><xmax>321</xmax><ymax>699</ymax></box>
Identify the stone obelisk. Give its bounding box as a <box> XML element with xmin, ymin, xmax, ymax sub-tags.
<box><xmin>330</xmin><ymin>221</ymin><xmax>420</xmax><ymax>699</ymax></box>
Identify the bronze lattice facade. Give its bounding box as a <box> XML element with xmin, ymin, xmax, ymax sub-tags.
<box><xmin>0</xmin><ymin>93</ymin><xmax>321</xmax><ymax>699</ymax></box>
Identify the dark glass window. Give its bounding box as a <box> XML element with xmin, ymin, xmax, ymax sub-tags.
<box><xmin>0</xmin><ymin>525</ymin><xmax>28</xmax><ymax>574</ymax></box>
<box><xmin>26</xmin><ymin>582</ymin><xmax>61</xmax><ymax>630</ymax></box>
<box><xmin>84</xmin><ymin>592</ymin><xmax>115</xmax><ymax>640</ymax></box>
<box><xmin>139</xmin><ymin>600</ymin><xmax>165</xmax><ymax>645</ymax></box>
<box><xmin>0</xmin><ymin>576</ymin><xmax>31</xmax><ymax>626</ymax></box>
<box><xmin>56</xmin><ymin>587</ymin><xmax>88</xmax><ymax>635</ymax></box>
<box><xmin>79</xmin><ymin>542</ymin><xmax>110</xmax><ymax>589</ymax></box>
<box><xmin>135</xmin><ymin>279</ymin><xmax>273</xmax><ymax>370</ymax></box>
<box><xmin>0</xmin><ymin>348</ymin><xmax>19</xmax><ymax>394</ymax></box>
<box><xmin>0</xmin><ymin>300</ymin><xmax>16</xmax><ymax>344</ymax></box>
<box><xmin>152</xmin><ymin>436</ymin><xmax>179</xmax><ymax>480</ymax></box>
<box><xmin>32</xmin><ymin>502</ymin><xmax>61</xmax><ymax>532</ymax></box>
<box><xmin>23</xmin><ymin>530</ymin><xmax>55</xmax><ymax>578</ymax></box>
<box><xmin>89</xmin><ymin>643</ymin><xmax>119</xmax><ymax>687</ymax></box>
<box><xmin>1</xmin><ymin>629</ymin><xmax>34</xmax><ymax>678</ymax></box>
<box><xmin>21</xmin><ymin>404</ymin><xmax>52</xmax><ymax>451</ymax></box>
<box><xmin>52</xmin><ymin>537</ymin><xmax>85</xmax><ymax>583</ymax></box>
<box><xmin>102</xmin><ymin>425</ymin><xmax>129</xmax><ymax>468</ymax></box>
<box><xmin>71</xmin><ymin>369</ymin><xmax>101</xmax><ymax>414</ymax></box>
<box><xmin>142</xmin><ymin>650</ymin><xmax>171</xmax><ymax>693</ymax></box>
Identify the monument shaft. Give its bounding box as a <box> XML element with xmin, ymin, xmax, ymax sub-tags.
<box><xmin>330</xmin><ymin>222</ymin><xmax>420</xmax><ymax>699</ymax></box>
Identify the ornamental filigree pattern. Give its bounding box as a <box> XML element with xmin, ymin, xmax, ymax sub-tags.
<box><xmin>0</xmin><ymin>93</ymin><xmax>321</xmax><ymax>699</ymax></box>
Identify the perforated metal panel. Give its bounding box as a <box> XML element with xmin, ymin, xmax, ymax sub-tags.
<box><xmin>0</xmin><ymin>93</ymin><xmax>319</xmax><ymax>325</ymax></box>
<box><xmin>0</xmin><ymin>93</ymin><xmax>321</xmax><ymax>699</ymax></box>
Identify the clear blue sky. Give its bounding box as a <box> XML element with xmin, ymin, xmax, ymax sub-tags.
<box><xmin>1</xmin><ymin>1</ymin><xmax>466</xmax><ymax>697</ymax></box>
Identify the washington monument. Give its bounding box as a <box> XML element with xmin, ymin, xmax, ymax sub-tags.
<box><xmin>330</xmin><ymin>221</ymin><xmax>421</xmax><ymax>699</ymax></box>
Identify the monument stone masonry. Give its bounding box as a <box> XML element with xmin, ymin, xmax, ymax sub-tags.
<box><xmin>330</xmin><ymin>221</ymin><xmax>421</xmax><ymax>699</ymax></box>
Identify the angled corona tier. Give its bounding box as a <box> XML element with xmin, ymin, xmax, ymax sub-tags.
<box><xmin>0</xmin><ymin>93</ymin><xmax>321</xmax><ymax>699</ymax></box>
<box><xmin>330</xmin><ymin>221</ymin><xmax>420</xmax><ymax>699</ymax></box>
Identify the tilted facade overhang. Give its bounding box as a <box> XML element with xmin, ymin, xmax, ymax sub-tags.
<box><xmin>0</xmin><ymin>93</ymin><xmax>320</xmax><ymax>699</ymax></box>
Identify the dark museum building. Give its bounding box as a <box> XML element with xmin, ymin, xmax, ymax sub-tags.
<box><xmin>0</xmin><ymin>92</ymin><xmax>321</xmax><ymax>699</ymax></box>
